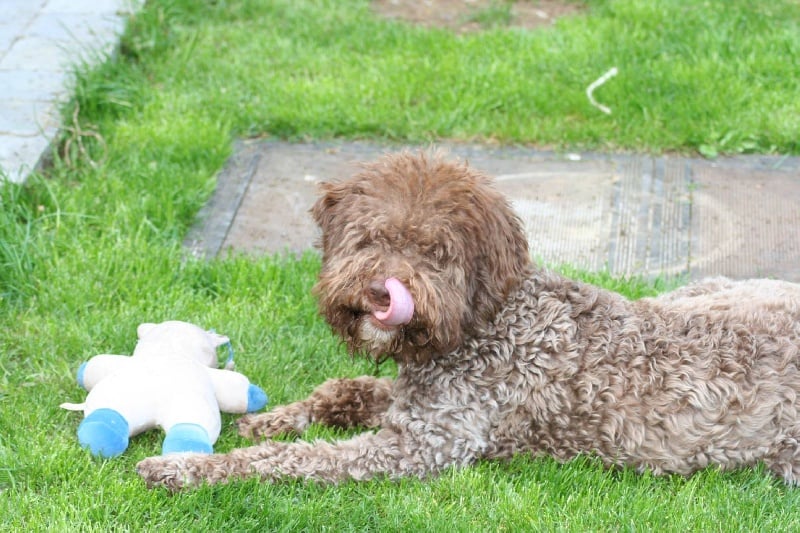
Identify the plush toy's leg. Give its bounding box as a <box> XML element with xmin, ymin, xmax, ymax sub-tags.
<box><xmin>162</xmin><ymin>423</ymin><xmax>213</xmax><ymax>455</ymax></box>
<box><xmin>159</xmin><ymin>389</ymin><xmax>221</xmax><ymax>455</ymax></box>
<box><xmin>78</xmin><ymin>408</ymin><xmax>130</xmax><ymax>458</ymax></box>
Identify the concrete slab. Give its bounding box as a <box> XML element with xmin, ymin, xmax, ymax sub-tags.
<box><xmin>0</xmin><ymin>69</ymin><xmax>68</xmax><ymax>102</ymax></box>
<box><xmin>1</xmin><ymin>35</ymin><xmax>76</xmax><ymax>71</ymax></box>
<box><xmin>0</xmin><ymin>135</ymin><xmax>52</xmax><ymax>181</ymax></box>
<box><xmin>186</xmin><ymin>140</ymin><xmax>800</xmax><ymax>281</ymax></box>
<box><xmin>0</xmin><ymin>0</ymin><xmax>141</xmax><ymax>184</ymax></box>
<box><xmin>691</xmin><ymin>158</ymin><xmax>800</xmax><ymax>280</ymax></box>
<box><xmin>0</xmin><ymin>99</ymin><xmax>60</xmax><ymax>137</ymax></box>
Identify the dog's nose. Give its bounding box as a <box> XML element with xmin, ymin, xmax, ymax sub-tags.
<box><xmin>367</xmin><ymin>279</ymin><xmax>391</xmax><ymax>309</ymax></box>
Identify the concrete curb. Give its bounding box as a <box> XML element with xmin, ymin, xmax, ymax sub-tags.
<box><xmin>0</xmin><ymin>0</ymin><xmax>142</xmax><ymax>184</ymax></box>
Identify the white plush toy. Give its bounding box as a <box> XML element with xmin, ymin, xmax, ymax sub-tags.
<box><xmin>61</xmin><ymin>320</ymin><xmax>268</xmax><ymax>458</ymax></box>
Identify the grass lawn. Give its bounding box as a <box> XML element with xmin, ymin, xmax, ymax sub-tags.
<box><xmin>2</xmin><ymin>0</ymin><xmax>800</xmax><ymax>530</ymax></box>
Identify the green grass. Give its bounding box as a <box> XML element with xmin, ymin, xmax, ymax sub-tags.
<box><xmin>2</xmin><ymin>0</ymin><xmax>800</xmax><ymax>530</ymax></box>
<box><xmin>100</xmin><ymin>0</ymin><xmax>800</xmax><ymax>154</ymax></box>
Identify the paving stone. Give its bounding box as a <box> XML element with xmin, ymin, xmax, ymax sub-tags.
<box><xmin>0</xmin><ymin>35</ymin><xmax>75</xmax><ymax>71</ymax></box>
<box><xmin>0</xmin><ymin>99</ymin><xmax>60</xmax><ymax>136</ymax></box>
<box><xmin>0</xmin><ymin>0</ymin><xmax>47</xmax><ymax>31</ymax></box>
<box><xmin>41</xmin><ymin>0</ymin><xmax>135</xmax><ymax>15</ymax></box>
<box><xmin>492</xmin><ymin>158</ymin><xmax>616</xmax><ymax>273</ymax></box>
<box><xmin>691</xmin><ymin>158</ymin><xmax>800</xmax><ymax>280</ymax></box>
<box><xmin>0</xmin><ymin>24</ymin><xmax>21</xmax><ymax>58</ymax></box>
<box><xmin>0</xmin><ymin>0</ymin><xmax>140</xmax><ymax>183</ymax></box>
<box><xmin>27</xmin><ymin>13</ymin><xmax>126</xmax><ymax>51</ymax></box>
<box><xmin>0</xmin><ymin>135</ymin><xmax>51</xmax><ymax>183</ymax></box>
<box><xmin>0</xmin><ymin>70</ymin><xmax>67</xmax><ymax>102</ymax></box>
<box><xmin>186</xmin><ymin>140</ymin><xmax>800</xmax><ymax>282</ymax></box>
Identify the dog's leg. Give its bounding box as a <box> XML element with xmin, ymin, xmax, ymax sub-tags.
<box><xmin>237</xmin><ymin>376</ymin><xmax>393</xmax><ymax>440</ymax></box>
<box><xmin>137</xmin><ymin>428</ymin><xmax>435</xmax><ymax>490</ymax></box>
<box><xmin>764</xmin><ymin>436</ymin><xmax>800</xmax><ymax>485</ymax></box>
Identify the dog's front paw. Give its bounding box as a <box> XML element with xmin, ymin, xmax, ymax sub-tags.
<box><xmin>237</xmin><ymin>409</ymin><xmax>307</xmax><ymax>440</ymax></box>
<box><xmin>136</xmin><ymin>453</ymin><xmax>206</xmax><ymax>491</ymax></box>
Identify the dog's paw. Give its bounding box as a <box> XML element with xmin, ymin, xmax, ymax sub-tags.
<box><xmin>237</xmin><ymin>409</ymin><xmax>307</xmax><ymax>440</ymax></box>
<box><xmin>136</xmin><ymin>453</ymin><xmax>206</xmax><ymax>491</ymax></box>
<box><xmin>236</xmin><ymin>413</ymin><xmax>267</xmax><ymax>439</ymax></box>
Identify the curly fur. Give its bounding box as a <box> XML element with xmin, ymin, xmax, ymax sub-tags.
<box><xmin>138</xmin><ymin>151</ymin><xmax>800</xmax><ymax>490</ymax></box>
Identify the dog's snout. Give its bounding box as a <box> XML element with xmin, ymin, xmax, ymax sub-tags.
<box><xmin>367</xmin><ymin>279</ymin><xmax>391</xmax><ymax>309</ymax></box>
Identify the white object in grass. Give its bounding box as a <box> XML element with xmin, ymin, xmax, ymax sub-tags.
<box><xmin>586</xmin><ymin>67</ymin><xmax>619</xmax><ymax>115</ymax></box>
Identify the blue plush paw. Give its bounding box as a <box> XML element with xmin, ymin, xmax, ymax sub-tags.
<box><xmin>76</xmin><ymin>362</ymin><xmax>88</xmax><ymax>390</ymax></box>
<box><xmin>78</xmin><ymin>408</ymin><xmax>130</xmax><ymax>458</ymax></box>
<box><xmin>162</xmin><ymin>423</ymin><xmax>213</xmax><ymax>455</ymax></box>
<box><xmin>246</xmin><ymin>384</ymin><xmax>268</xmax><ymax>412</ymax></box>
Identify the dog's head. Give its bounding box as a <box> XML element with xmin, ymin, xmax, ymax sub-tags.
<box><xmin>311</xmin><ymin>151</ymin><xmax>532</xmax><ymax>364</ymax></box>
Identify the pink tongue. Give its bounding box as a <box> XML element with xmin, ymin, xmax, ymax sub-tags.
<box><xmin>373</xmin><ymin>277</ymin><xmax>414</xmax><ymax>326</ymax></box>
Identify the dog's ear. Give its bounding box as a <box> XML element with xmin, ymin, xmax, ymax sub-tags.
<box><xmin>466</xmin><ymin>181</ymin><xmax>532</xmax><ymax>322</ymax></box>
<box><xmin>311</xmin><ymin>182</ymin><xmax>343</xmax><ymax>230</ymax></box>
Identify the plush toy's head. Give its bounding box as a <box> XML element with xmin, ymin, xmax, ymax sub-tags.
<box><xmin>133</xmin><ymin>321</ymin><xmax>231</xmax><ymax>367</ymax></box>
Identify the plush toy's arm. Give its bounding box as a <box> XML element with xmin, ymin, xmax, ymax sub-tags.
<box><xmin>207</xmin><ymin>368</ymin><xmax>268</xmax><ymax>414</ymax></box>
<box><xmin>77</xmin><ymin>355</ymin><xmax>132</xmax><ymax>391</ymax></box>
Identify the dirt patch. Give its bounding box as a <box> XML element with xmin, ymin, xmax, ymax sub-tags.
<box><xmin>371</xmin><ymin>0</ymin><xmax>584</xmax><ymax>33</ymax></box>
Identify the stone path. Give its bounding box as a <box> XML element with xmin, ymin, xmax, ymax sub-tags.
<box><xmin>186</xmin><ymin>140</ymin><xmax>800</xmax><ymax>282</ymax></box>
<box><xmin>0</xmin><ymin>0</ymin><xmax>140</xmax><ymax>183</ymax></box>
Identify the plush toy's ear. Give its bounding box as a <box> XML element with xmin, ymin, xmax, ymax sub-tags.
<box><xmin>206</xmin><ymin>331</ymin><xmax>230</xmax><ymax>348</ymax></box>
<box><xmin>137</xmin><ymin>323</ymin><xmax>157</xmax><ymax>339</ymax></box>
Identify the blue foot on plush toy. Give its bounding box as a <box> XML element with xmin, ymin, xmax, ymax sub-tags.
<box><xmin>78</xmin><ymin>408</ymin><xmax>130</xmax><ymax>458</ymax></box>
<box><xmin>162</xmin><ymin>423</ymin><xmax>213</xmax><ymax>455</ymax></box>
<box><xmin>76</xmin><ymin>362</ymin><xmax>89</xmax><ymax>390</ymax></box>
<box><xmin>247</xmin><ymin>384</ymin><xmax>268</xmax><ymax>412</ymax></box>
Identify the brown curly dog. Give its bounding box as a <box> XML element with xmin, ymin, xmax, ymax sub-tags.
<box><xmin>138</xmin><ymin>151</ymin><xmax>800</xmax><ymax>490</ymax></box>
